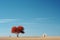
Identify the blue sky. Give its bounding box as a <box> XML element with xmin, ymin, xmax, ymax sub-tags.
<box><xmin>0</xmin><ymin>0</ymin><xmax>60</xmax><ymax>36</ymax></box>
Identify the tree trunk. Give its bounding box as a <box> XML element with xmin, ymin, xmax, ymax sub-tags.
<box><xmin>17</xmin><ymin>34</ymin><xmax>19</xmax><ymax>37</ymax></box>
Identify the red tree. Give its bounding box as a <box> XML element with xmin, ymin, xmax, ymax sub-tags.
<box><xmin>11</xmin><ymin>26</ymin><xmax>17</xmax><ymax>33</ymax></box>
<box><xmin>11</xmin><ymin>26</ymin><xmax>24</xmax><ymax>37</ymax></box>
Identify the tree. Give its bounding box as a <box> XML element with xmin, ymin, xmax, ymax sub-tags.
<box><xmin>11</xmin><ymin>26</ymin><xmax>17</xmax><ymax>33</ymax></box>
<box><xmin>11</xmin><ymin>26</ymin><xmax>24</xmax><ymax>37</ymax></box>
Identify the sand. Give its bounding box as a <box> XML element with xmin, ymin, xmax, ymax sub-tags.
<box><xmin>0</xmin><ymin>36</ymin><xmax>60</xmax><ymax>40</ymax></box>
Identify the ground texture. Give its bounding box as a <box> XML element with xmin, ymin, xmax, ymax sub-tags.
<box><xmin>0</xmin><ymin>36</ymin><xmax>60</xmax><ymax>40</ymax></box>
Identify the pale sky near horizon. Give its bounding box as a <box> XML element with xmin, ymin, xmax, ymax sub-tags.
<box><xmin>0</xmin><ymin>0</ymin><xmax>60</xmax><ymax>36</ymax></box>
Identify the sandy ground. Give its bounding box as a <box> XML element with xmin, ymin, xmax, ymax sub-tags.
<box><xmin>0</xmin><ymin>36</ymin><xmax>60</xmax><ymax>40</ymax></box>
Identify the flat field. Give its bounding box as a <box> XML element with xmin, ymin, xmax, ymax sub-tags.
<box><xmin>0</xmin><ymin>36</ymin><xmax>60</xmax><ymax>40</ymax></box>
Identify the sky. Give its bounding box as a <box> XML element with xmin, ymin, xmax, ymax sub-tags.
<box><xmin>0</xmin><ymin>0</ymin><xmax>60</xmax><ymax>36</ymax></box>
